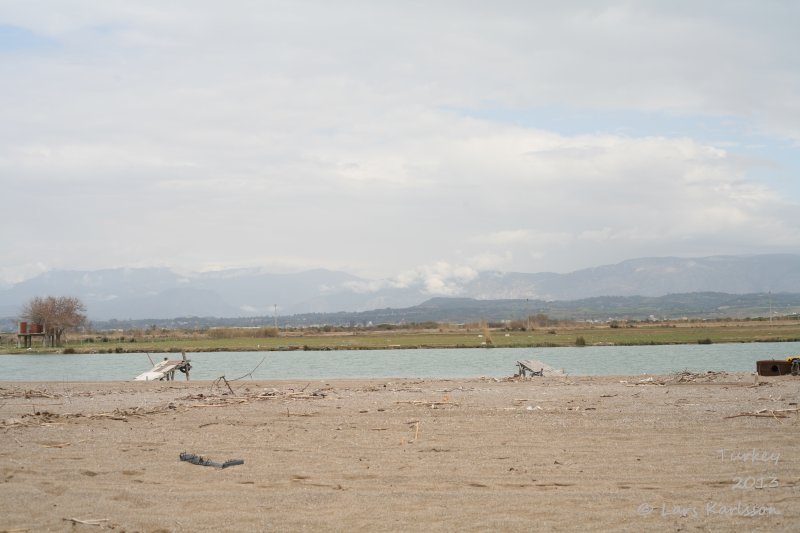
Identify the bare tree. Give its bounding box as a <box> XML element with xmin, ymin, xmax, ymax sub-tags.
<box><xmin>20</xmin><ymin>296</ymin><xmax>87</xmax><ymax>347</ymax></box>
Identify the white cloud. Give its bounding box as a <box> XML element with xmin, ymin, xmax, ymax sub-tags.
<box><xmin>0</xmin><ymin>2</ymin><xmax>798</xmax><ymax>284</ymax></box>
<box><xmin>344</xmin><ymin>262</ymin><xmax>478</xmax><ymax>296</ymax></box>
<box><xmin>466</xmin><ymin>252</ymin><xmax>514</xmax><ymax>272</ymax></box>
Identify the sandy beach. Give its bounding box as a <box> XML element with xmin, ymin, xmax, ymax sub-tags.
<box><xmin>1</xmin><ymin>372</ymin><xmax>798</xmax><ymax>532</ymax></box>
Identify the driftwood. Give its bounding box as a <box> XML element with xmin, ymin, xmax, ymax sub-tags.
<box><xmin>0</xmin><ymin>387</ymin><xmax>60</xmax><ymax>400</ymax></box>
<box><xmin>39</xmin><ymin>442</ymin><xmax>73</xmax><ymax>448</ymax></box>
<box><xmin>725</xmin><ymin>408</ymin><xmax>799</xmax><ymax>420</ymax></box>
<box><xmin>2</xmin><ymin>387</ymin><xmax>332</xmax><ymax>429</ymax></box>
<box><xmin>212</xmin><ymin>376</ymin><xmax>236</xmax><ymax>395</ymax></box>
<box><xmin>395</xmin><ymin>399</ymin><xmax>459</xmax><ymax>407</ymax></box>
<box><xmin>179</xmin><ymin>452</ymin><xmax>244</xmax><ymax>469</ymax></box>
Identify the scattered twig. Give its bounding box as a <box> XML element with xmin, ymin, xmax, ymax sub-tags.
<box><xmin>40</xmin><ymin>442</ymin><xmax>72</xmax><ymax>448</ymax></box>
<box><xmin>62</xmin><ymin>517</ymin><xmax>109</xmax><ymax>526</ymax></box>
<box><xmin>394</xmin><ymin>400</ymin><xmax>459</xmax><ymax>407</ymax></box>
<box><xmin>89</xmin><ymin>413</ymin><xmax>129</xmax><ymax>421</ymax></box>
<box><xmin>0</xmin><ymin>388</ymin><xmax>59</xmax><ymax>400</ymax></box>
<box><xmin>724</xmin><ymin>408</ymin><xmax>797</xmax><ymax>420</ymax></box>
<box><xmin>230</xmin><ymin>356</ymin><xmax>267</xmax><ymax>381</ymax></box>
<box><xmin>26</xmin><ymin>390</ymin><xmax>58</xmax><ymax>399</ymax></box>
<box><xmin>212</xmin><ymin>376</ymin><xmax>236</xmax><ymax>395</ymax></box>
<box><xmin>191</xmin><ymin>400</ymin><xmax>248</xmax><ymax>408</ymax></box>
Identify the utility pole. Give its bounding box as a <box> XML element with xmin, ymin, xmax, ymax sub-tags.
<box><xmin>274</xmin><ymin>304</ymin><xmax>279</xmax><ymax>335</ymax></box>
<box><xmin>769</xmin><ymin>292</ymin><xmax>773</xmax><ymax>324</ymax></box>
<box><xmin>526</xmin><ymin>299</ymin><xmax>531</xmax><ymax>332</ymax></box>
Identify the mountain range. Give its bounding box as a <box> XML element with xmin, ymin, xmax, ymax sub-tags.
<box><xmin>1</xmin><ymin>254</ymin><xmax>799</xmax><ymax>321</ymax></box>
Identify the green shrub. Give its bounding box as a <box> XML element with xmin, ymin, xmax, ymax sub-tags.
<box><xmin>208</xmin><ymin>327</ymin><xmax>278</xmax><ymax>339</ymax></box>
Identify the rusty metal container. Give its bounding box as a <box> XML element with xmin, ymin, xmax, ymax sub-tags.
<box><xmin>756</xmin><ymin>360</ymin><xmax>792</xmax><ymax>376</ymax></box>
<box><xmin>18</xmin><ymin>321</ymin><xmax>27</xmax><ymax>334</ymax></box>
<box><xmin>29</xmin><ymin>323</ymin><xmax>43</xmax><ymax>334</ymax></box>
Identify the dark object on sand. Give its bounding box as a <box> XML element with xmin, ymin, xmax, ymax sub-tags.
<box><xmin>180</xmin><ymin>452</ymin><xmax>244</xmax><ymax>469</ymax></box>
<box><xmin>756</xmin><ymin>360</ymin><xmax>793</xmax><ymax>376</ymax></box>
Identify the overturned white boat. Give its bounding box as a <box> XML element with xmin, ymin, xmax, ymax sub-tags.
<box><xmin>135</xmin><ymin>352</ymin><xmax>192</xmax><ymax>381</ymax></box>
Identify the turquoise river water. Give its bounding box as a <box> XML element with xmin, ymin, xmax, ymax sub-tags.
<box><xmin>2</xmin><ymin>342</ymin><xmax>799</xmax><ymax>381</ymax></box>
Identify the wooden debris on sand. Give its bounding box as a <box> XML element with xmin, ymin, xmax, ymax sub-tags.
<box><xmin>0</xmin><ymin>387</ymin><xmax>60</xmax><ymax>400</ymax></box>
<box><xmin>1</xmin><ymin>385</ymin><xmax>333</xmax><ymax>429</ymax></box>
<box><xmin>395</xmin><ymin>395</ymin><xmax>459</xmax><ymax>408</ymax></box>
<box><xmin>666</xmin><ymin>371</ymin><xmax>731</xmax><ymax>384</ymax></box>
<box><xmin>725</xmin><ymin>408</ymin><xmax>799</xmax><ymax>420</ymax></box>
<box><xmin>630</xmin><ymin>371</ymin><xmax>751</xmax><ymax>387</ymax></box>
<box><xmin>181</xmin><ymin>387</ymin><xmax>331</xmax><ymax>408</ymax></box>
<box><xmin>179</xmin><ymin>452</ymin><xmax>244</xmax><ymax>469</ymax></box>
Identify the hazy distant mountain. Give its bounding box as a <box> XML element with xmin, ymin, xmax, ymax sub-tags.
<box><xmin>464</xmin><ymin>255</ymin><xmax>800</xmax><ymax>300</ymax></box>
<box><xmin>293</xmin><ymin>254</ymin><xmax>800</xmax><ymax>312</ymax></box>
<box><xmin>287</xmin><ymin>292</ymin><xmax>800</xmax><ymax>325</ymax></box>
<box><xmin>0</xmin><ymin>267</ymin><xmax>364</xmax><ymax>320</ymax></box>
<box><xmin>1</xmin><ymin>254</ymin><xmax>798</xmax><ymax>321</ymax></box>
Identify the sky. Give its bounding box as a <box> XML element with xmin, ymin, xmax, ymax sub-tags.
<box><xmin>1</xmin><ymin>1</ymin><xmax>799</xmax><ymax>292</ymax></box>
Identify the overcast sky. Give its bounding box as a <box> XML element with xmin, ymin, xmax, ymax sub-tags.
<box><xmin>1</xmin><ymin>1</ymin><xmax>798</xmax><ymax>290</ymax></box>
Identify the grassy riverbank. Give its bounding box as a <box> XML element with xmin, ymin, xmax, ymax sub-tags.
<box><xmin>2</xmin><ymin>319</ymin><xmax>800</xmax><ymax>354</ymax></box>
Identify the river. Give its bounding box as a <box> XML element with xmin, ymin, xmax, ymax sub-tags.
<box><xmin>1</xmin><ymin>342</ymin><xmax>798</xmax><ymax>381</ymax></box>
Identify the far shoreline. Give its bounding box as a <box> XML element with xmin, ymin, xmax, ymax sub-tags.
<box><xmin>4</xmin><ymin>336</ymin><xmax>800</xmax><ymax>356</ymax></box>
<box><xmin>3</xmin><ymin>318</ymin><xmax>800</xmax><ymax>355</ymax></box>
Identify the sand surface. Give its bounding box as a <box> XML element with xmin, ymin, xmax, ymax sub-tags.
<box><xmin>1</xmin><ymin>372</ymin><xmax>798</xmax><ymax>532</ymax></box>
